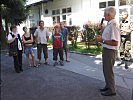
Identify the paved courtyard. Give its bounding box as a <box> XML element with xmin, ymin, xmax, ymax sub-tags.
<box><xmin>1</xmin><ymin>49</ymin><xmax>133</xmax><ymax>100</ymax></box>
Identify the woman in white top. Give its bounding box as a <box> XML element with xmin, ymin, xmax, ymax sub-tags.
<box><xmin>8</xmin><ymin>25</ymin><xmax>23</xmax><ymax>73</ymax></box>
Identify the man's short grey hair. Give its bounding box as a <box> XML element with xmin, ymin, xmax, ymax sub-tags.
<box><xmin>105</xmin><ymin>6</ymin><xmax>116</xmax><ymax>18</ymax></box>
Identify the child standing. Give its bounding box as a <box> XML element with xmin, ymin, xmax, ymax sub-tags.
<box><xmin>51</xmin><ymin>25</ymin><xmax>64</xmax><ymax>66</ymax></box>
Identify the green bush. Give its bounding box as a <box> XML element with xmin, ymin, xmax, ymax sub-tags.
<box><xmin>82</xmin><ymin>22</ymin><xmax>102</xmax><ymax>49</ymax></box>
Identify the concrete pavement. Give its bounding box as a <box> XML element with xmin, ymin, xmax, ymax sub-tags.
<box><xmin>1</xmin><ymin>49</ymin><xmax>133</xmax><ymax>100</ymax></box>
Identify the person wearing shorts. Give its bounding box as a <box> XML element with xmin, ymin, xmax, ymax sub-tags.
<box><xmin>22</xmin><ymin>27</ymin><xmax>37</xmax><ymax>67</ymax></box>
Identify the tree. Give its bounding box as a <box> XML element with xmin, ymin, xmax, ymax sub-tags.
<box><xmin>0</xmin><ymin>0</ymin><xmax>28</xmax><ymax>49</ymax></box>
<box><xmin>0</xmin><ymin>0</ymin><xmax>28</xmax><ymax>34</ymax></box>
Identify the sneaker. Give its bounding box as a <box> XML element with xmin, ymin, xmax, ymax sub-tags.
<box><xmin>53</xmin><ymin>62</ymin><xmax>58</xmax><ymax>66</ymax></box>
<box><xmin>44</xmin><ymin>62</ymin><xmax>48</xmax><ymax>65</ymax></box>
<box><xmin>38</xmin><ymin>61</ymin><xmax>41</xmax><ymax>66</ymax></box>
<box><xmin>125</xmin><ymin>62</ymin><xmax>129</xmax><ymax>69</ymax></box>
<box><xmin>66</xmin><ymin>60</ymin><xmax>70</xmax><ymax>62</ymax></box>
<box><xmin>60</xmin><ymin>61</ymin><xmax>64</xmax><ymax>66</ymax></box>
<box><xmin>101</xmin><ymin>91</ymin><xmax>116</xmax><ymax>96</ymax></box>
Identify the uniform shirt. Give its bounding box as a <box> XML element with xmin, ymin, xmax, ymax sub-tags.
<box><xmin>34</xmin><ymin>27</ymin><xmax>50</xmax><ymax>44</ymax></box>
<box><xmin>102</xmin><ymin>19</ymin><xmax>120</xmax><ymax>50</ymax></box>
<box><xmin>120</xmin><ymin>19</ymin><xmax>133</xmax><ymax>35</ymax></box>
<box><xmin>51</xmin><ymin>33</ymin><xmax>64</xmax><ymax>49</ymax></box>
<box><xmin>60</xmin><ymin>28</ymin><xmax>69</xmax><ymax>44</ymax></box>
<box><xmin>8</xmin><ymin>32</ymin><xmax>22</xmax><ymax>50</ymax></box>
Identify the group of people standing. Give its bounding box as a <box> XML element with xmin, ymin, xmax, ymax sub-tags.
<box><xmin>7</xmin><ymin>21</ymin><xmax>70</xmax><ymax>73</ymax></box>
<box><xmin>7</xmin><ymin>6</ymin><xmax>132</xmax><ymax>97</ymax></box>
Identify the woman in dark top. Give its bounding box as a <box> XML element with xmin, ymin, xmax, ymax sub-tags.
<box><xmin>22</xmin><ymin>27</ymin><xmax>38</xmax><ymax>67</ymax></box>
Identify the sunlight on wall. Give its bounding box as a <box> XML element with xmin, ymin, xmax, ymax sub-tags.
<box><xmin>44</xmin><ymin>17</ymin><xmax>53</xmax><ymax>27</ymax></box>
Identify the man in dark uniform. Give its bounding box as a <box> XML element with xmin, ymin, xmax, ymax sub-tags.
<box><xmin>117</xmin><ymin>11</ymin><xmax>133</xmax><ymax>69</ymax></box>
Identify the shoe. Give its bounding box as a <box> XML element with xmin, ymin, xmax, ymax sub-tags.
<box><xmin>44</xmin><ymin>62</ymin><xmax>48</xmax><ymax>65</ymax></box>
<box><xmin>38</xmin><ymin>62</ymin><xmax>41</xmax><ymax>66</ymax></box>
<box><xmin>20</xmin><ymin>69</ymin><xmax>23</xmax><ymax>72</ymax></box>
<box><xmin>16</xmin><ymin>70</ymin><xmax>21</xmax><ymax>73</ymax></box>
<box><xmin>100</xmin><ymin>87</ymin><xmax>108</xmax><ymax>92</ymax></box>
<box><xmin>28</xmin><ymin>65</ymin><xmax>32</xmax><ymax>68</ymax></box>
<box><xmin>125</xmin><ymin>63</ymin><xmax>129</xmax><ymax>69</ymax></box>
<box><xmin>66</xmin><ymin>60</ymin><xmax>70</xmax><ymax>62</ymax></box>
<box><xmin>34</xmin><ymin>65</ymin><xmax>39</xmax><ymax>68</ymax></box>
<box><xmin>117</xmin><ymin>61</ymin><xmax>124</xmax><ymax>66</ymax></box>
<box><xmin>101</xmin><ymin>91</ymin><xmax>116</xmax><ymax>96</ymax></box>
<box><xmin>53</xmin><ymin>62</ymin><xmax>58</xmax><ymax>66</ymax></box>
<box><xmin>60</xmin><ymin>61</ymin><xmax>64</xmax><ymax>66</ymax></box>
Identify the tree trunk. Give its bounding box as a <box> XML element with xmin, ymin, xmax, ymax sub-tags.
<box><xmin>0</xmin><ymin>13</ymin><xmax>2</xmax><ymax>34</ymax></box>
<box><xmin>5</xmin><ymin>18</ymin><xmax>9</xmax><ymax>34</ymax></box>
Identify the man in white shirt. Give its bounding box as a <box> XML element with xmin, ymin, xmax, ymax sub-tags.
<box><xmin>96</xmin><ymin>6</ymin><xmax>120</xmax><ymax>96</ymax></box>
<box><xmin>34</xmin><ymin>20</ymin><xmax>50</xmax><ymax>65</ymax></box>
<box><xmin>8</xmin><ymin>25</ymin><xmax>23</xmax><ymax>73</ymax></box>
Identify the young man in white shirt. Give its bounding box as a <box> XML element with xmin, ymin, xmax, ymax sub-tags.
<box><xmin>34</xmin><ymin>20</ymin><xmax>50</xmax><ymax>65</ymax></box>
<box><xmin>96</xmin><ymin>6</ymin><xmax>120</xmax><ymax>96</ymax></box>
<box><xmin>8</xmin><ymin>25</ymin><xmax>23</xmax><ymax>73</ymax></box>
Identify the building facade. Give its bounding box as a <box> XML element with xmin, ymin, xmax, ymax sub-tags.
<box><xmin>25</xmin><ymin>0</ymin><xmax>133</xmax><ymax>27</ymax></box>
<box><xmin>19</xmin><ymin>0</ymin><xmax>133</xmax><ymax>54</ymax></box>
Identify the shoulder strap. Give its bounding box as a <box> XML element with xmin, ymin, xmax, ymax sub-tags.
<box><xmin>10</xmin><ymin>33</ymin><xmax>15</xmax><ymax>38</ymax></box>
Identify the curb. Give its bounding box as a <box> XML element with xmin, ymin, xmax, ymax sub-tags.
<box><xmin>69</xmin><ymin>51</ymin><xmax>133</xmax><ymax>62</ymax></box>
<box><xmin>69</xmin><ymin>51</ymin><xmax>97</xmax><ymax>56</ymax></box>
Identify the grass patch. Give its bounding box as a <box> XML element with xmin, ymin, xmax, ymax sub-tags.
<box><xmin>68</xmin><ymin>42</ymin><xmax>102</xmax><ymax>55</ymax></box>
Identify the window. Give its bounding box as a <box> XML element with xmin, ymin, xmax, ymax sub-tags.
<box><xmin>67</xmin><ymin>7</ymin><xmax>71</xmax><ymax>13</ymax></box>
<box><xmin>62</xmin><ymin>15</ymin><xmax>66</xmax><ymax>20</ymax></box>
<box><xmin>62</xmin><ymin>7</ymin><xmax>71</xmax><ymax>13</ymax></box>
<box><xmin>119</xmin><ymin>0</ymin><xmax>128</xmax><ymax>6</ymax></box>
<box><xmin>69</xmin><ymin>18</ymin><xmax>72</xmax><ymax>25</ymax></box>
<box><xmin>99</xmin><ymin>2</ymin><xmax>106</xmax><ymax>8</ymax></box>
<box><xmin>52</xmin><ymin>9</ymin><xmax>60</xmax><ymax>15</ymax></box>
<box><xmin>56</xmin><ymin>9</ymin><xmax>60</xmax><ymax>14</ymax></box>
<box><xmin>62</xmin><ymin>8</ymin><xmax>66</xmax><ymax>13</ymax></box>
<box><xmin>57</xmin><ymin>16</ymin><xmax>60</xmax><ymax>23</ymax></box>
<box><xmin>53</xmin><ymin>17</ymin><xmax>55</xmax><ymax>21</ymax></box>
<box><xmin>52</xmin><ymin>10</ymin><xmax>55</xmax><ymax>15</ymax></box>
<box><xmin>108</xmin><ymin>0</ymin><xmax>115</xmax><ymax>6</ymax></box>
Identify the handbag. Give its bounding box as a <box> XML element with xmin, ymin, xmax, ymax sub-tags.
<box><xmin>8</xmin><ymin>33</ymin><xmax>18</xmax><ymax>56</ymax></box>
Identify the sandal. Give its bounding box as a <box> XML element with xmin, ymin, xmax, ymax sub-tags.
<box><xmin>28</xmin><ymin>65</ymin><xmax>32</xmax><ymax>67</ymax></box>
<box><xmin>38</xmin><ymin>62</ymin><xmax>41</xmax><ymax>66</ymax></box>
<box><xmin>34</xmin><ymin>65</ymin><xmax>39</xmax><ymax>67</ymax></box>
